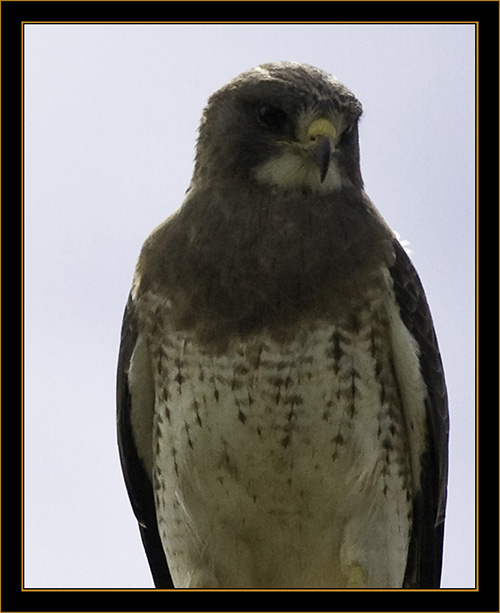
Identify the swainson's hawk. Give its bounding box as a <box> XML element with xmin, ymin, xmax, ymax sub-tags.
<box><xmin>117</xmin><ymin>62</ymin><xmax>449</xmax><ymax>589</ymax></box>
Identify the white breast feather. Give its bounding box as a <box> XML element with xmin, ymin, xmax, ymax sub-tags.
<box><xmin>138</xmin><ymin>281</ymin><xmax>427</xmax><ymax>589</ymax></box>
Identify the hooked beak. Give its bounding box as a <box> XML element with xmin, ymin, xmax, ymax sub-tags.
<box><xmin>313</xmin><ymin>136</ymin><xmax>332</xmax><ymax>183</ymax></box>
<box><xmin>306</xmin><ymin>118</ymin><xmax>337</xmax><ymax>183</ymax></box>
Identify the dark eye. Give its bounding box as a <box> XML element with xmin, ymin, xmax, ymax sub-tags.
<box><xmin>257</xmin><ymin>104</ymin><xmax>287</xmax><ymax>131</ymax></box>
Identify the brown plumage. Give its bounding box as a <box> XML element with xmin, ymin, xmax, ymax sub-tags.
<box><xmin>117</xmin><ymin>62</ymin><xmax>448</xmax><ymax>589</ymax></box>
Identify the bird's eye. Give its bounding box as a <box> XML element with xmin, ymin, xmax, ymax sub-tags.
<box><xmin>257</xmin><ymin>104</ymin><xmax>287</xmax><ymax>131</ymax></box>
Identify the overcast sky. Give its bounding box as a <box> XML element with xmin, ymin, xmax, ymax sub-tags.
<box><xmin>24</xmin><ymin>23</ymin><xmax>476</xmax><ymax>589</ymax></box>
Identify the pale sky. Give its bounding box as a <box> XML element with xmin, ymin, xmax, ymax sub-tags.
<box><xmin>24</xmin><ymin>23</ymin><xmax>476</xmax><ymax>589</ymax></box>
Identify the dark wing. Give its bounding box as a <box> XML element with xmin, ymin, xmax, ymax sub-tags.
<box><xmin>116</xmin><ymin>294</ymin><xmax>174</xmax><ymax>588</ymax></box>
<box><xmin>389</xmin><ymin>241</ymin><xmax>449</xmax><ymax>588</ymax></box>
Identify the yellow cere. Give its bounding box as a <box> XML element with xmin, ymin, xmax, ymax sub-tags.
<box><xmin>306</xmin><ymin>118</ymin><xmax>337</xmax><ymax>142</ymax></box>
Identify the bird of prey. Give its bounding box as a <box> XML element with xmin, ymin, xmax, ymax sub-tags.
<box><xmin>117</xmin><ymin>61</ymin><xmax>448</xmax><ymax>589</ymax></box>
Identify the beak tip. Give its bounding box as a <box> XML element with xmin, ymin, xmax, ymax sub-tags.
<box><xmin>314</xmin><ymin>137</ymin><xmax>331</xmax><ymax>183</ymax></box>
<box><xmin>319</xmin><ymin>162</ymin><xmax>329</xmax><ymax>183</ymax></box>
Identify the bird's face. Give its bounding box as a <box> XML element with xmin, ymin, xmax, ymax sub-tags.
<box><xmin>194</xmin><ymin>62</ymin><xmax>364</xmax><ymax>195</ymax></box>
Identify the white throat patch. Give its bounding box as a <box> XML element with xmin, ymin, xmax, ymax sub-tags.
<box><xmin>254</xmin><ymin>150</ymin><xmax>347</xmax><ymax>194</ymax></box>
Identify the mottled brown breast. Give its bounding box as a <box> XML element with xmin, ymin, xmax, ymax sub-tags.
<box><xmin>134</xmin><ymin>276</ymin><xmax>416</xmax><ymax>588</ymax></box>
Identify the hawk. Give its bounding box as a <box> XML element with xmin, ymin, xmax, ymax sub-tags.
<box><xmin>117</xmin><ymin>62</ymin><xmax>448</xmax><ymax>589</ymax></box>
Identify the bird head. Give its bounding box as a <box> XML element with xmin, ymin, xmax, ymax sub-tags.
<box><xmin>194</xmin><ymin>61</ymin><xmax>364</xmax><ymax>195</ymax></box>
